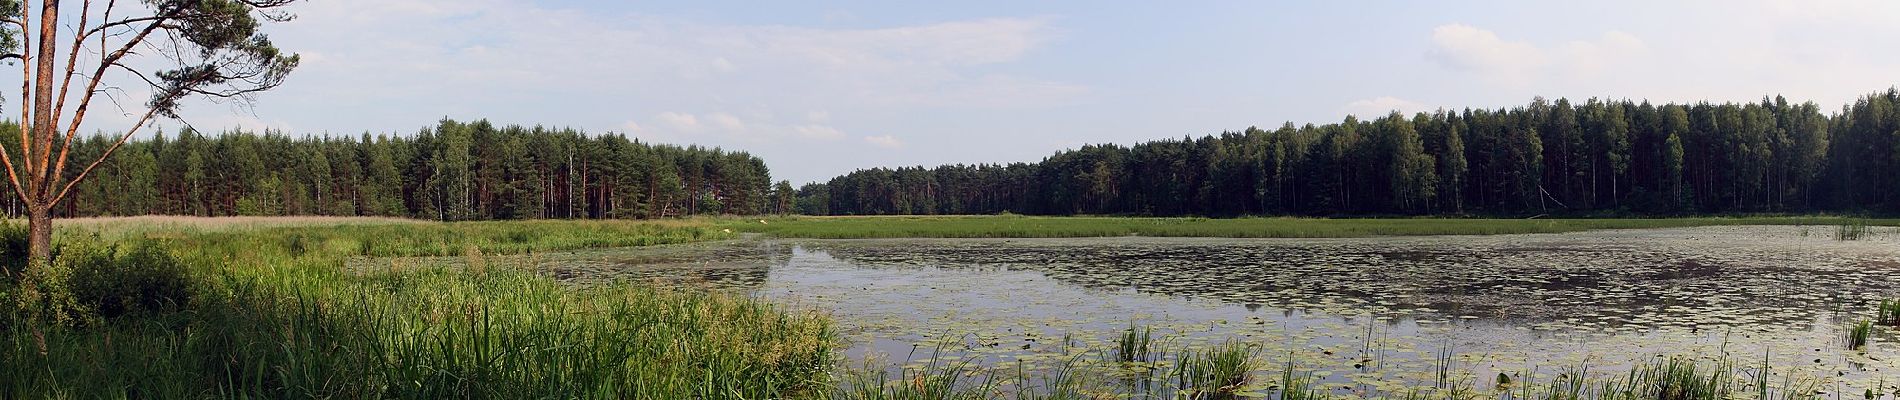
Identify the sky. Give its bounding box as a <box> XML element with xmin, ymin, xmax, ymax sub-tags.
<box><xmin>121</xmin><ymin>0</ymin><xmax>1900</xmax><ymax>184</ymax></box>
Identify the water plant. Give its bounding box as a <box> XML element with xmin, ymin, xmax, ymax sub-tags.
<box><xmin>1604</xmin><ymin>356</ymin><xmax>1736</xmax><ymax>400</ymax></box>
<box><xmin>1116</xmin><ymin>323</ymin><xmax>1155</xmax><ymax>363</ymax></box>
<box><xmin>1172</xmin><ymin>340</ymin><xmax>1257</xmax><ymax>399</ymax></box>
<box><xmin>1846</xmin><ymin>320</ymin><xmax>1873</xmax><ymax>351</ymax></box>
<box><xmin>1838</xmin><ymin>220</ymin><xmax>1872</xmax><ymax>241</ymax></box>
<box><xmin>1276</xmin><ymin>356</ymin><xmax>1332</xmax><ymax>400</ymax></box>
<box><xmin>1877</xmin><ymin>299</ymin><xmax>1900</xmax><ymax>326</ymax></box>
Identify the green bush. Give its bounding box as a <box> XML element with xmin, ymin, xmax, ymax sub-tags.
<box><xmin>0</xmin><ymin>221</ymin><xmax>27</xmax><ymax>282</ymax></box>
<box><xmin>67</xmin><ymin>244</ymin><xmax>193</xmax><ymax>320</ymax></box>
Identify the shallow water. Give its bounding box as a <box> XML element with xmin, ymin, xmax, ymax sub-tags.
<box><xmin>553</xmin><ymin>226</ymin><xmax>1900</xmax><ymax>397</ymax></box>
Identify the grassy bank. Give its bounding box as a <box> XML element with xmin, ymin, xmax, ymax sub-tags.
<box><xmin>725</xmin><ymin>215</ymin><xmax>1900</xmax><ymax>239</ymax></box>
<box><xmin>1</xmin><ymin>219</ymin><xmax>833</xmax><ymax>398</ymax></box>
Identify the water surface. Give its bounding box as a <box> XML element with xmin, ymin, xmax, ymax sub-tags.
<box><xmin>552</xmin><ymin>226</ymin><xmax>1900</xmax><ymax>396</ymax></box>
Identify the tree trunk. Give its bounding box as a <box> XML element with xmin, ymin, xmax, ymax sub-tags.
<box><xmin>27</xmin><ymin>205</ymin><xmax>51</xmax><ymax>264</ymax></box>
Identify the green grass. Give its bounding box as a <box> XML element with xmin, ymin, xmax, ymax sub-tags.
<box><xmin>1879</xmin><ymin>299</ymin><xmax>1900</xmax><ymax>326</ymax></box>
<box><xmin>1116</xmin><ymin>323</ymin><xmax>1155</xmax><ymax>363</ymax></box>
<box><xmin>1172</xmin><ymin>340</ymin><xmax>1256</xmax><ymax>398</ymax></box>
<box><xmin>1838</xmin><ymin>220</ymin><xmax>1874</xmax><ymax>241</ymax></box>
<box><xmin>1846</xmin><ymin>320</ymin><xmax>1874</xmax><ymax>351</ymax></box>
<box><xmin>2</xmin><ymin>219</ymin><xmax>833</xmax><ymax>398</ymax></box>
<box><xmin>724</xmin><ymin>215</ymin><xmax>1900</xmax><ymax>239</ymax></box>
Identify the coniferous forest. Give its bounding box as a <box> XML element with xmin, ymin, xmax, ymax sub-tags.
<box><xmin>0</xmin><ymin>119</ymin><xmax>788</xmax><ymax>220</ymax></box>
<box><xmin>11</xmin><ymin>90</ymin><xmax>1900</xmax><ymax>220</ymax></box>
<box><xmin>803</xmin><ymin>90</ymin><xmax>1900</xmax><ymax>217</ymax></box>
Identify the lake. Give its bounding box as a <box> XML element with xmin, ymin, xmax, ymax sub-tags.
<box><xmin>549</xmin><ymin>225</ymin><xmax>1900</xmax><ymax>397</ymax></box>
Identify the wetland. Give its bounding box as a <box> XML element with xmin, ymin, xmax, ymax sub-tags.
<box><xmin>548</xmin><ymin>225</ymin><xmax>1900</xmax><ymax>398</ymax></box>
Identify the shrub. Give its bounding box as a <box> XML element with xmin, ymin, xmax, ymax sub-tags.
<box><xmin>0</xmin><ymin>221</ymin><xmax>28</xmax><ymax>283</ymax></box>
<box><xmin>67</xmin><ymin>244</ymin><xmax>193</xmax><ymax>320</ymax></box>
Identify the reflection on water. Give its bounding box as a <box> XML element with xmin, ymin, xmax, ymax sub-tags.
<box><xmin>557</xmin><ymin>226</ymin><xmax>1900</xmax><ymax>396</ymax></box>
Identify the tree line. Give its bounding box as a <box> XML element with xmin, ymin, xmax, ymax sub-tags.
<box><xmin>803</xmin><ymin>90</ymin><xmax>1900</xmax><ymax>217</ymax></box>
<box><xmin>0</xmin><ymin>119</ymin><xmax>793</xmax><ymax>220</ymax></box>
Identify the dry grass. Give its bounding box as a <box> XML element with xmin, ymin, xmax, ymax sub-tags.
<box><xmin>47</xmin><ymin>215</ymin><xmax>422</xmax><ymax>229</ymax></box>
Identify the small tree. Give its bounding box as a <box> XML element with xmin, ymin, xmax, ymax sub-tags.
<box><xmin>0</xmin><ymin>0</ymin><xmax>299</xmax><ymax>263</ymax></box>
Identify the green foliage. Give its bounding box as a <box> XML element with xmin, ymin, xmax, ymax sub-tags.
<box><xmin>0</xmin><ymin>220</ymin><xmax>828</xmax><ymax>398</ymax></box>
<box><xmin>17</xmin><ymin>119</ymin><xmax>774</xmax><ymax>221</ymax></box>
<box><xmin>65</xmin><ymin>244</ymin><xmax>192</xmax><ymax>320</ymax></box>
<box><xmin>0</xmin><ymin>221</ymin><xmax>27</xmax><ymax>281</ymax></box>
<box><xmin>727</xmin><ymin>215</ymin><xmax>1900</xmax><ymax>239</ymax></box>
<box><xmin>1878</xmin><ymin>299</ymin><xmax>1900</xmax><ymax>326</ymax></box>
<box><xmin>1846</xmin><ymin>320</ymin><xmax>1873</xmax><ymax>351</ymax></box>
<box><xmin>800</xmin><ymin>91</ymin><xmax>1896</xmax><ymax>218</ymax></box>
<box><xmin>1837</xmin><ymin>220</ymin><xmax>1873</xmax><ymax>241</ymax></box>
<box><xmin>1172</xmin><ymin>340</ymin><xmax>1256</xmax><ymax>398</ymax></box>
<box><xmin>1116</xmin><ymin>323</ymin><xmax>1154</xmax><ymax>363</ymax></box>
<box><xmin>7</xmin><ymin>254</ymin><xmax>86</xmax><ymax>328</ymax></box>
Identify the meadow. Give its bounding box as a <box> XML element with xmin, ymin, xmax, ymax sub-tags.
<box><xmin>1</xmin><ymin>218</ymin><xmax>831</xmax><ymax>398</ymax></box>
<box><xmin>1</xmin><ymin>216</ymin><xmax>1895</xmax><ymax>399</ymax></box>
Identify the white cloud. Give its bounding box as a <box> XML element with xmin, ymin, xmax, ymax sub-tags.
<box><xmin>863</xmin><ymin>135</ymin><xmax>903</xmax><ymax>149</ymax></box>
<box><xmin>656</xmin><ymin>112</ymin><xmax>700</xmax><ymax>131</ymax></box>
<box><xmin>1342</xmin><ymin>97</ymin><xmax>1431</xmax><ymax>118</ymax></box>
<box><xmin>793</xmin><ymin>125</ymin><xmax>846</xmax><ymax>140</ymax></box>
<box><xmin>806</xmin><ymin>111</ymin><xmax>831</xmax><ymax>123</ymax></box>
<box><xmin>706</xmin><ymin>112</ymin><xmax>747</xmax><ymax>131</ymax></box>
<box><xmin>1555</xmin><ymin>31</ymin><xmax>1647</xmax><ymax>78</ymax></box>
<box><xmin>1427</xmin><ymin>23</ymin><xmax>1546</xmax><ymax>82</ymax></box>
<box><xmin>636</xmin><ymin>111</ymin><xmax>846</xmax><ymax>143</ymax></box>
<box><xmin>1426</xmin><ymin>24</ymin><xmax>1648</xmax><ymax>87</ymax></box>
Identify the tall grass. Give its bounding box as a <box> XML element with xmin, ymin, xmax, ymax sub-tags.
<box><xmin>1846</xmin><ymin>320</ymin><xmax>1873</xmax><ymax>351</ymax></box>
<box><xmin>1117</xmin><ymin>324</ymin><xmax>1155</xmax><ymax>363</ymax></box>
<box><xmin>1877</xmin><ymin>299</ymin><xmax>1900</xmax><ymax>326</ymax></box>
<box><xmin>1171</xmin><ymin>340</ymin><xmax>1257</xmax><ymax>398</ymax></box>
<box><xmin>1</xmin><ymin>220</ymin><xmax>833</xmax><ymax>398</ymax></box>
<box><xmin>1837</xmin><ymin>220</ymin><xmax>1873</xmax><ymax>241</ymax></box>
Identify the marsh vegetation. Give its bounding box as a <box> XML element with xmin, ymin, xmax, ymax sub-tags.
<box><xmin>5</xmin><ymin>218</ymin><xmax>1899</xmax><ymax>399</ymax></box>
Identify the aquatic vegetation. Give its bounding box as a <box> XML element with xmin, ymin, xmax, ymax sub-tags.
<box><xmin>1276</xmin><ymin>357</ymin><xmax>1333</xmax><ymax>400</ymax></box>
<box><xmin>1877</xmin><ymin>299</ymin><xmax>1900</xmax><ymax>326</ymax></box>
<box><xmin>1117</xmin><ymin>323</ymin><xmax>1156</xmax><ymax>363</ymax></box>
<box><xmin>1838</xmin><ymin>220</ymin><xmax>1873</xmax><ymax>241</ymax></box>
<box><xmin>1608</xmin><ymin>356</ymin><xmax>1736</xmax><ymax>400</ymax></box>
<box><xmin>1172</xmin><ymin>340</ymin><xmax>1257</xmax><ymax>398</ymax></box>
<box><xmin>1846</xmin><ymin>320</ymin><xmax>1873</xmax><ymax>351</ymax></box>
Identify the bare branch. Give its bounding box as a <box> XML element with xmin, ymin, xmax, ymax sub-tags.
<box><xmin>50</xmin><ymin>0</ymin><xmax>94</xmax><ymax>179</ymax></box>
<box><xmin>51</xmin><ymin>105</ymin><xmax>160</xmax><ymax>205</ymax></box>
<box><xmin>48</xmin><ymin>3</ymin><xmax>184</xmax><ymax>189</ymax></box>
<box><xmin>0</xmin><ymin>129</ymin><xmax>27</xmax><ymax>204</ymax></box>
<box><xmin>15</xmin><ymin>0</ymin><xmax>33</xmax><ymax>192</ymax></box>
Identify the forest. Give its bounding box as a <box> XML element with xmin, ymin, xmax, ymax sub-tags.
<box><xmin>803</xmin><ymin>90</ymin><xmax>1900</xmax><ymax>217</ymax></box>
<box><xmin>10</xmin><ymin>90</ymin><xmax>1900</xmax><ymax>220</ymax></box>
<box><xmin>0</xmin><ymin>119</ymin><xmax>792</xmax><ymax>220</ymax></box>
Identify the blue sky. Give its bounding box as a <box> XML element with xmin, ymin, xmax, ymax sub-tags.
<box><xmin>137</xmin><ymin>0</ymin><xmax>1900</xmax><ymax>184</ymax></box>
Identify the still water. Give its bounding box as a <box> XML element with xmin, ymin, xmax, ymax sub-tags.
<box><xmin>552</xmin><ymin>226</ymin><xmax>1900</xmax><ymax>396</ymax></box>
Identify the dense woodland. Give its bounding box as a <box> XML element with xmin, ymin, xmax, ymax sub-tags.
<box><xmin>804</xmin><ymin>90</ymin><xmax>1900</xmax><ymax>217</ymax></box>
<box><xmin>0</xmin><ymin>119</ymin><xmax>792</xmax><ymax>220</ymax></box>
<box><xmin>10</xmin><ymin>89</ymin><xmax>1900</xmax><ymax>220</ymax></box>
